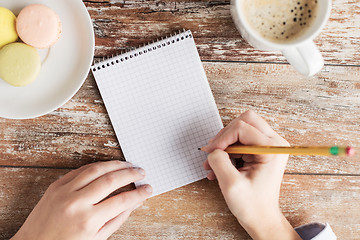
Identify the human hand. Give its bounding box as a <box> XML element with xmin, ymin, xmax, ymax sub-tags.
<box><xmin>12</xmin><ymin>161</ymin><xmax>152</xmax><ymax>240</ymax></box>
<box><xmin>202</xmin><ymin>110</ymin><xmax>301</xmax><ymax>240</ymax></box>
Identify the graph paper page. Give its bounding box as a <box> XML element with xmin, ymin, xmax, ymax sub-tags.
<box><xmin>92</xmin><ymin>30</ymin><xmax>223</xmax><ymax>196</ymax></box>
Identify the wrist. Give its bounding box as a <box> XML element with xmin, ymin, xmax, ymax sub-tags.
<box><xmin>238</xmin><ymin>210</ymin><xmax>301</xmax><ymax>240</ymax></box>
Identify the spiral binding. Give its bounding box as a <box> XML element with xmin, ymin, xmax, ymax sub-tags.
<box><xmin>92</xmin><ymin>29</ymin><xmax>192</xmax><ymax>72</ymax></box>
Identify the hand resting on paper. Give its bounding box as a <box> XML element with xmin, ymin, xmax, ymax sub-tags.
<box><xmin>202</xmin><ymin>110</ymin><xmax>302</xmax><ymax>240</ymax></box>
<box><xmin>11</xmin><ymin>161</ymin><xmax>152</xmax><ymax>240</ymax></box>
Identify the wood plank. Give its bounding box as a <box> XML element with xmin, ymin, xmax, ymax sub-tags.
<box><xmin>0</xmin><ymin>168</ymin><xmax>359</xmax><ymax>239</ymax></box>
<box><xmin>85</xmin><ymin>0</ymin><xmax>360</xmax><ymax>65</ymax></box>
<box><xmin>205</xmin><ymin>62</ymin><xmax>360</xmax><ymax>175</ymax></box>
<box><xmin>1</xmin><ymin>63</ymin><xmax>359</xmax><ymax>174</ymax></box>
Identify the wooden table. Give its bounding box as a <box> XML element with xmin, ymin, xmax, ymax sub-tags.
<box><xmin>1</xmin><ymin>0</ymin><xmax>359</xmax><ymax>239</ymax></box>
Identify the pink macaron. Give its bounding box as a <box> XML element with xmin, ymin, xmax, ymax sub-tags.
<box><xmin>16</xmin><ymin>4</ymin><xmax>62</xmax><ymax>49</ymax></box>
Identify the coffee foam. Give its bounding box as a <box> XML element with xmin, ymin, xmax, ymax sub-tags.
<box><xmin>242</xmin><ymin>0</ymin><xmax>318</xmax><ymax>43</ymax></box>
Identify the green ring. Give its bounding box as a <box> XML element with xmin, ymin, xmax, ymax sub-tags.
<box><xmin>330</xmin><ymin>146</ymin><xmax>339</xmax><ymax>155</ymax></box>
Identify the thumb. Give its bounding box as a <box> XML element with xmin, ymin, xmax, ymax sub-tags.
<box><xmin>207</xmin><ymin>149</ymin><xmax>239</xmax><ymax>187</ymax></box>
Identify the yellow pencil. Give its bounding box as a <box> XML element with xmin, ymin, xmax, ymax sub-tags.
<box><xmin>200</xmin><ymin>145</ymin><xmax>355</xmax><ymax>156</ymax></box>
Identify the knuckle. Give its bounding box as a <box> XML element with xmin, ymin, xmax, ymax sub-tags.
<box><xmin>62</xmin><ymin>198</ymin><xmax>79</xmax><ymax>217</ymax></box>
<box><xmin>208</xmin><ymin>149</ymin><xmax>228</xmax><ymax>163</ymax></box>
<box><xmin>241</xmin><ymin>110</ymin><xmax>256</xmax><ymax>120</ymax></box>
<box><xmin>118</xmin><ymin>192</ymin><xmax>132</xmax><ymax>204</ymax></box>
<box><xmin>279</xmin><ymin>138</ymin><xmax>290</xmax><ymax>147</ymax></box>
<box><xmin>134</xmin><ymin>189</ymin><xmax>148</xmax><ymax>201</ymax></box>
<box><xmin>80</xmin><ymin>163</ymin><xmax>93</xmax><ymax>170</ymax></box>
<box><xmin>118</xmin><ymin>189</ymin><xmax>146</xmax><ymax>205</ymax></box>
<box><xmin>233</xmin><ymin>119</ymin><xmax>246</xmax><ymax>129</ymax></box>
<box><xmin>104</xmin><ymin>173</ymin><xmax>117</xmax><ymax>185</ymax></box>
<box><xmin>78</xmin><ymin>217</ymin><xmax>97</xmax><ymax>233</ymax></box>
<box><xmin>280</xmin><ymin>136</ymin><xmax>290</xmax><ymax>146</ymax></box>
<box><xmin>87</xmin><ymin>164</ymin><xmax>103</xmax><ymax>176</ymax></box>
<box><xmin>268</xmin><ymin>135</ymin><xmax>289</xmax><ymax>147</ymax></box>
<box><xmin>62</xmin><ymin>200</ymin><xmax>98</xmax><ymax>233</ymax></box>
<box><xmin>47</xmin><ymin>182</ymin><xmax>58</xmax><ymax>193</ymax></box>
<box><xmin>263</xmin><ymin>137</ymin><xmax>274</xmax><ymax>146</ymax></box>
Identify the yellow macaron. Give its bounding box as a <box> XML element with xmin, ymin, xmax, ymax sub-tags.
<box><xmin>0</xmin><ymin>43</ymin><xmax>41</xmax><ymax>87</ymax></box>
<box><xmin>0</xmin><ymin>7</ymin><xmax>18</xmax><ymax>48</ymax></box>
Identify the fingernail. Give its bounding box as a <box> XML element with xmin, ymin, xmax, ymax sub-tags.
<box><xmin>144</xmin><ymin>184</ymin><xmax>153</xmax><ymax>193</ymax></box>
<box><xmin>137</xmin><ymin>168</ymin><xmax>146</xmax><ymax>176</ymax></box>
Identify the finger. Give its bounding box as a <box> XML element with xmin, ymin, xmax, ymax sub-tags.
<box><xmin>203</xmin><ymin>160</ymin><xmax>216</xmax><ymax>180</ymax></box>
<box><xmin>208</xmin><ymin>126</ymin><xmax>227</xmax><ymax>143</ymax></box>
<box><xmin>78</xmin><ymin>168</ymin><xmax>146</xmax><ymax>204</ymax></box>
<box><xmin>207</xmin><ymin>149</ymin><xmax>239</xmax><ymax>188</ymax></box>
<box><xmin>241</xmin><ymin>154</ymin><xmax>255</xmax><ymax>163</ymax></box>
<box><xmin>203</xmin><ymin>160</ymin><xmax>212</xmax><ymax>171</ymax></box>
<box><xmin>95</xmin><ymin>184</ymin><xmax>152</xmax><ymax>223</ymax></box>
<box><xmin>242</xmin><ymin>153</ymin><xmax>288</xmax><ymax>175</ymax></box>
<box><xmin>67</xmin><ymin>160</ymin><xmax>133</xmax><ymax>191</ymax></box>
<box><xmin>96</xmin><ymin>209</ymin><xmax>132</xmax><ymax>240</ymax></box>
<box><xmin>203</xmin><ymin>120</ymin><xmax>238</xmax><ymax>149</ymax></box>
<box><xmin>53</xmin><ymin>164</ymin><xmax>94</xmax><ymax>187</ymax></box>
<box><xmin>204</xmin><ymin>119</ymin><xmax>272</xmax><ymax>153</ymax></box>
<box><xmin>207</xmin><ymin>170</ymin><xmax>216</xmax><ymax>180</ymax></box>
<box><xmin>239</xmin><ymin>110</ymin><xmax>278</xmax><ymax>138</ymax></box>
<box><xmin>95</xmin><ymin>203</ymin><xmax>142</xmax><ymax>240</ymax></box>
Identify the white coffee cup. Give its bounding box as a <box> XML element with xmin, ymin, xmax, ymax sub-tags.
<box><xmin>231</xmin><ymin>0</ymin><xmax>331</xmax><ymax>76</ymax></box>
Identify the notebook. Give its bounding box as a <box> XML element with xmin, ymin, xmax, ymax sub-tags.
<box><xmin>91</xmin><ymin>30</ymin><xmax>223</xmax><ymax>196</ymax></box>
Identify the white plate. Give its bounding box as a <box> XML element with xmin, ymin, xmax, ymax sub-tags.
<box><xmin>0</xmin><ymin>0</ymin><xmax>94</xmax><ymax>119</ymax></box>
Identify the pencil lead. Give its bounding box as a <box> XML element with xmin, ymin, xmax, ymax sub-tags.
<box><xmin>197</xmin><ymin>148</ymin><xmax>201</xmax><ymax>151</ymax></box>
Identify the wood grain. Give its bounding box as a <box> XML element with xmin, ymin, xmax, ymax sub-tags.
<box><xmin>85</xmin><ymin>0</ymin><xmax>360</xmax><ymax>65</ymax></box>
<box><xmin>1</xmin><ymin>63</ymin><xmax>359</xmax><ymax>174</ymax></box>
<box><xmin>1</xmin><ymin>168</ymin><xmax>359</xmax><ymax>240</ymax></box>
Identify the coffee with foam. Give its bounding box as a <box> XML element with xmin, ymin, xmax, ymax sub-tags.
<box><xmin>242</xmin><ymin>0</ymin><xmax>318</xmax><ymax>43</ymax></box>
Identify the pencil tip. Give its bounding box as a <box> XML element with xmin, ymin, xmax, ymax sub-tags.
<box><xmin>197</xmin><ymin>148</ymin><xmax>201</xmax><ymax>151</ymax></box>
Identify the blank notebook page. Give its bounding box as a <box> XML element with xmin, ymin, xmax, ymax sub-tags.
<box><xmin>92</xmin><ymin>30</ymin><xmax>223</xmax><ymax>196</ymax></box>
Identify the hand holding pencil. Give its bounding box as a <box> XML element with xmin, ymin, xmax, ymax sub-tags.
<box><xmin>201</xmin><ymin>110</ymin><xmax>344</xmax><ymax>240</ymax></box>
